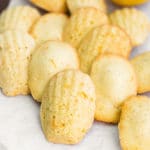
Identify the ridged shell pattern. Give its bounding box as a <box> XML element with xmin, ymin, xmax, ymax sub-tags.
<box><xmin>78</xmin><ymin>25</ymin><xmax>132</xmax><ymax>73</ymax></box>
<box><xmin>0</xmin><ymin>30</ymin><xmax>35</xmax><ymax>96</ymax></box>
<box><xmin>28</xmin><ymin>41</ymin><xmax>79</xmax><ymax>102</ymax></box>
<box><xmin>63</xmin><ymin>7</ymin><xmax>109</xmax><ymax>48</ymax></box>
<box><xmin>0</xmin><ymin>6</ymin><xmax>40</xmax><ymax>33</ymax></box>
<box><xmin>40</xmin><ymin>69</ymin><xmax>96</xmax><ymax>144</ymax></box>
<box><xmin>67</xmin><ymin>0</ymin><xmax>107</xmax><ymax>13</ymax></box>
<box><xmin>110</xmin><ymin>8</ymin><xmax>150</xmax><ymax>46</ymax></box>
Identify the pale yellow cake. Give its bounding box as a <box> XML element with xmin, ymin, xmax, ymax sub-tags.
<box><xmin>30</xmin><ymin>0</ymin><xmax>67</xmax><ymax>13</ymax></box>
<box><xmin>119</xmin><ymin>96</ymin><xmax>150</xmax><ymax>150</ymax></box>
<box><xmin>110</xmin><ymin>8</ymin><xmax>150</xmax><ymax>46</ymax></box>
<box><xmin>131</xmin><ymin>52</ymin><xmax>150</xmax><ymax>93</ymax></box>
<box><xmin>28</xmin><ymin>41</ymin><xmax>79</xmax><ymax>102</ymax></box>
<box><xmin>0</xmin><ymin>30</ymin><xmax>35</xmax><ymax>96</ymax></box>
<box><xmin>0</xmin><ymin>6</ymin><xmax>40</xmax><ymax>33</ymax></box>
<box><xmin>31</xmin><ymin>13</ymin><xmax>68</xmax><ymax>45</ymax></box>
<box><xmin>78</xmin><ymin>24</ymin><xmax>132</xmax><ymax>73</ymax></box>
<box><xmin>67</xmin><ymin>0</ymin><xmax>107</xmax><ymax>13</ymax></box>
<box><xmin>63</xmin><ymin>7</ymin><xmax>109</xmax><ymax>48</ymax></box>
<box><xmin>40</xmin><ymin>69</ymin><xmax>96</xmax><ymax>144</ymax></box>
<box><xmin>90</xmin><ymin>55</ymin><xmax>137</xmax><ymax>123</ymax></box>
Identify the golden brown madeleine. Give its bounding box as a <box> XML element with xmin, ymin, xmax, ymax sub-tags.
<box><xmin>67</xmin><ymin>0</ymin><xmax>107</xmax><ymax>14</ymax></box>
<box><xmin>0</xmin><ymin>30</ymin><xmax>35</xmax><ymax>96</ymax></box>
<box><xmin>28</xmin><ymin>41</ymin><xmax>79</xmax><ymax>102</ymax></box>
<box><xmin>40</xmin><ymin>69</ymin><xmax>96</xmax><ymax>144</ymax></box>
<box><xmin>63</xmin><ymin>7</ymin><xmax>109</xmax><ymax>48</ymax></box>
<box><xmin>131</xmin><ymin>52</ymin><xmax>150</xmax><ymax>93</ymax></box>
<box><xmin>30</xmin><ymin>0</ymin><xmax>67</xmax><ymax>13</ymax></box>
<box><xmin>30</xmin><ymin>13</ymin><xmax>68</xmax><ymax>45</ymax></box>
<box><xmin>110</xmin><ymin>8</ymin><xmax>150</xmax><ymax>47</ymax></box>
<box><xmin>90</xmin><ymin>55</ymin><xmax>137</xmax><ymax>123</ymax></box>
<box><xmin>112</xmin><ymin>0</ymin><xmax>149</xmax><ymax>6</ymax></box>
<box><xmin>119</xmin><ymin>96</ymin><xmax>150</xmax><ymax>150</ymax></box>
<box><xmin>0</xmin><ymin>6</ymin><xmax>40</xmax><ymax>33</ymax></box>
<box><xmin>78</xmin><ymin>25</ymin><xmax>132</xmax><ymax>74</ymax></box>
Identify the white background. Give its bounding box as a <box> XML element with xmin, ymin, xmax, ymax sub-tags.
<box><xmin>0</xmin><ymin>0</ymin><xmax>150</xmax><ymax>150</ymax></box>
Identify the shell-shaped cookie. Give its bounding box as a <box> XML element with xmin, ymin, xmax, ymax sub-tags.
<box><xmin>0</xmin><ymin>6</ymin><xmax>40</xmax><ymax>33</ymax></box>
<box><xmin>67</xmin><ymin>0</ymin><xmax>107</xmax><ymax>14</ymax></box>
<box><xmin>90</xmin><ymin>55</ymin><xmax>137</xmax><ymax>123</ymax></box>
<box><xmin>28</xmin><ymin>41</ymin><xmax>79</xmax><ymax>102</ymax></box>
<box><xmin>110</xmin><ymin>8</ymin><xmax>150</xmax><ymax>47</ymax></box>
<box><xmin>40</xmin><ymin>69</ymin><xmax>96</xmax><ymax>144</ymax></box>
<box><xmin>30</xmin><ymin>0</ymin><xmax>67</xmax><ymax>13</ymax></box>
<box><xmin>112</xmin><ymin>0</ymin><xmax>149</xmax><ymax>6</ymax></box>
<box><xmin>131</xmin><ymin>52</ymin><xmax>150</xmax><ymax>94</ymax></box>
<box><xmin>78</xmin><ymin>25</ymin><xmax>132</xmax><ymax>73</ymax></box>
<box><xmin>63</xmin><ymin>7</ymin><xmax>109</xmax><ymax>48</ymax></box>
<box><xmin>0</xmin><ymin>30</ymin><xmax>35</xmax><ymax>96</ymax></box>
<box><xmin>119</xmin><ymin>96</ymin><xmax>150</xmax><ymax>150</ymax></box>
<box><xmin>31</xmin><ymin>13</ymin><xmax>68</xmax><ymax>45</ymax></box>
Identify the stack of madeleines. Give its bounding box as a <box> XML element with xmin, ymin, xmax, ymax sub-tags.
<box><xmin>0</xmin><ymin>0</ymin><xmax>150</xmax><ymax>149</ymax></box>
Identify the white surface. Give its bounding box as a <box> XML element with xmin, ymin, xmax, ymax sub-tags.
<box><xmin>0</xmin><ymin>0</ymin><xmax>150</xmax><ymax>150</ymax></box>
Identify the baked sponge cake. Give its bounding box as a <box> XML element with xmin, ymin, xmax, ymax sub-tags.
<box><xmin>0</xmin><ymin>6</ymin><xmax>40</xmax><ymax>33</ymax></box>
<box><xmin>30</xmin><ymin>13</ymin><xmax>68</xmax><ymax>45</ymax></box>
<box><xmin>40</xmin><ymin>69</ymin><xmax>96</xmax><ymax>144</ymax></box>
<box><xmin>0</xmin><ymin>30</ymin><xmax>35</xmax><ymax>96</ymax></box>
<box><xmin>30</xmin><ymin>0</ymin><xmax>67</xmax><ymax>13</ymax></box>
<box><xmin>63</xmin><ymin>7</ymin><xmax>109</xmax><ymax>48</ymax></box>
<box><xmin>131</xmin><ymin>52</ymin><xmax>150</xmax><ymax>94</ymax></box>
<box><xmin>90</xmin><ymin>55</ymin><xmax>137</xmax><ymax>123</ymax></box>
<box><xmin>78</xmin><ymin>24</ymin><xmax>132</xmax><ymax>74</ymax></box>
<box><xmin>28</xmin><ymin>41</ymin><xmax>79</xmax><ymax>102</ymax></box>
<box><xmin>67</xmin><ymin>0</ymin><xmax>107</xmax><ymax>14</ymax></box>
<box><xmin>119</xmin><ymin>96</ymin><xmax>150</xmax><ymax>150</ymax></box>
<box><xmin>110</xmin><ymin>8</ymin><xmax>150</xmax><ymax>47</ymax></box>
